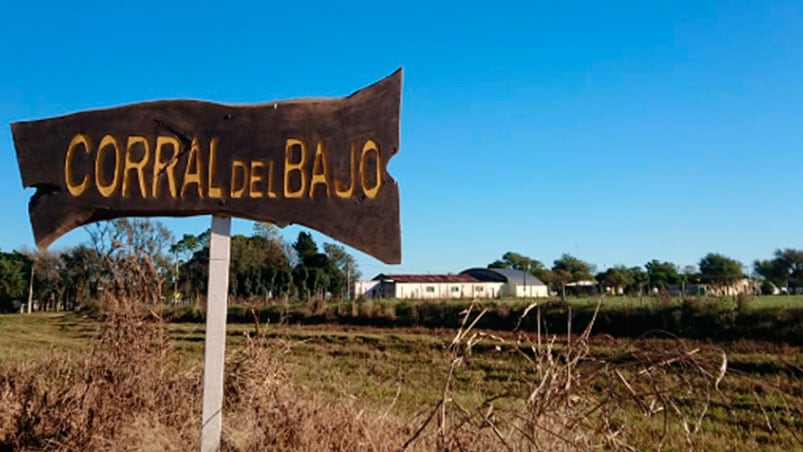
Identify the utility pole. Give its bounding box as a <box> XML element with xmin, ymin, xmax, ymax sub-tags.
<box><xmin>174</xmin><ymin>248</ymin><xmax>179</xmax><ymax>303</ymax></box>
<box><xmin>524</xmin><ymin>263</ymin><xmax>529</xmax><ymax>298</ymax></box>
<box><xmin>346</xmin><ymin>262</ymin><xmax>352</xmax><ymax>300</ymax></box>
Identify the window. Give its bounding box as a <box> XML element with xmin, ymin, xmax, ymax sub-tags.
<box><xmin>474</xmin><ymin>285</ymin><xmax>484</xmax><ymax>292</ymax></box>
<box><xmin>451</xmin><ymin>286</ymin><xmax>460</xmax><ymax>293</ymax></box>
<box><xmin>425</xmin><ymin>286</ymin><xmax>435</xmax><ymax>293</ymax></box>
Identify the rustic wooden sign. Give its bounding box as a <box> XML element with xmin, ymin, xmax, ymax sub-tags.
<box><xmin>11</xmin><ymin>70</ymin><xmax>402</xmax><ymax>263</ymax></box>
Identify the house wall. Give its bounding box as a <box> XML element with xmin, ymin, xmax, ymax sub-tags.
<box><xmin>391</xmin><ymin>282</ymin><xmax>505</xmax><ymax>299</ymax></box>
<box><xmin>353</xmin><ymin>281</ymin><xmax>381</xmax><ymax>299</ymax></box>
<box><xmin>358</xmin><ymin>279</ymin><xmax>512</xmax><ymax>300</ymax></box>
<box><xmin>506</xmin><ymin>282</ymin><xmax>549</xmax><ymax>298</ymax></box>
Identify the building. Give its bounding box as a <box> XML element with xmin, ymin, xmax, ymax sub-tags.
<box><xmin>353</xmin><ymin>267</ymin><xmax>550</xmax><ymax>300</ymax></box>
<box><xmin>365</xmin><ymin>273</ymin><xmax>501</xmax><ymax>299</ymax></box>
<box><xmin>461</xmin><ymin>268</ymin><xmax>549</xmax><ymax>298</ymax></box>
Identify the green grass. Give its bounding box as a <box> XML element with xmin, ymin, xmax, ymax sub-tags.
<box><xmin>2</xmin><ymin>312</ymin><xmax>801</xmax><ymax>449</ymax></box>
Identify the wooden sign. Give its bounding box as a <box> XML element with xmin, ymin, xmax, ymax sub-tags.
<box><xmin>10</xmin><ymin>70</ymin><xmax>402</xmax><ymax>263</ymax></box>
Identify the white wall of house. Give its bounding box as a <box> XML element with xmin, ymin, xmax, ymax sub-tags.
<box><xmin>354</xmin><ymin>280</ymin><xmax>381</xmax><ymax>299</ymax></box>
<box><xmin>395</xmin><ymin>282</ymin><xmax>486</xmax><ymax>299</ymax></box>
<box><xmin>358</xmin><ymin>278</ymin><xmax>512</xmax><ymax>300</ymax></box>
<box><xmin>506</xmin><ymin>282</ymin><xmax>549</xmax><ymax>298</ymax></box>
<box><xmin>388</xmin><ymin>282</ymin><xmax>505</xmax><ymax>299</ymax></box>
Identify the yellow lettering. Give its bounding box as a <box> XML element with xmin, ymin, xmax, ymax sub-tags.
<box><xmin>309</xmin><ymin>140</ymin><xmax>331</xmax><ymax>198</ymax></box>
<box><xmin>335</xmin><ymin>141</ymin><xmax>357</xmax><ymax>198</ymax></box>
<box><xmin>249</xmin><ymin>160</ymin><xmax>264</xmax><ymax>198</ymax></box>
<box><xmin>65</xmin><ymin>134</ymin><xmax>91</xmax><ymax>196</ymax></box>
<box><xmin>231</xmin><ymin>159</ymin><xmax>248</xmax><ymax>198</ymax></box>
<box><xmin>266</xmin><ymin>160</ymin><xmax>278</xmax><ymax>198</ymax></box>
<box><xmin>122</xmin><ymin>136</ymin><xmax>151</xmax><ymax>198</ymax></box>
<box><xmin>95</xmin><ymin>134</ymin><xmax>121</xmax><ymax>197</ymax></box>
<box><xmin>283</xmin><ymin>138</ymin><xmax>307</xmax><ymax>198</ymax></box>
<box><xmin>360</xmin><ymin>139</ymin><xmax>382</xmax><ymax>198</ymax></box>
<box><xmin>207</xmin><ymin>138</ymin><xmax>223</xmax><ymax>198</ymax></box>
<box><xmin>181</xmin><ymin>138</ymin><xmax>203</xmax><ymax>198</ymax></box>
<box><xmin>152</xmin><ymin>136</ymin><xmax>179</xmax><ymax>198</ymax></box>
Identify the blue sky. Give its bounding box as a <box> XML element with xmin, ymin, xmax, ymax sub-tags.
<box><xmin>1</xmin><ymin>1</ymin><xmax>802</xmax><ymax>277</ymax></box>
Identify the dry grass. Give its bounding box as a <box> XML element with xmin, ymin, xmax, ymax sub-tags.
<box><xmin>1</xmin><ymin>238</ymin><xmax>800</xmax><ymax>451</ymax></box>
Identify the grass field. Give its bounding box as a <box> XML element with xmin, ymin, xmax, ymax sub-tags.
<box><xmin>1</xmin><ymin>310</ymin><xmax>801</xmax><ymax>450</ymax></box>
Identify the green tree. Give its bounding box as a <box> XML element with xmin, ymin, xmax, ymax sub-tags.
<box><xmin>293</xmin><ymin>232</ymin><xmax>318</xmax><ymax>263</ymax></box>
<box><xmin>552</xmin><ymin>269</ymin><xmax>573</xmax><ymax>301</ymax></box>
<box><xmin>0</xmin><ymin>251</ymin><xmax>30</xmax><ymax>312</ymax></box>
<box><xmin>488</xmin><ymin>252</ymin><xmax>546</xmax><ymax>278</ymax></box>
<box><xmin>644</xmin><ymin>260</ymin><xmax>681</xmax><ymax>290</ymax></box>
<box><xmin>596</xmin><ymin>266</ymin><xmax>634</xmax><ymax>295</ymax></box>
<box><xmin>628</xmin><ymin>266</ymin><xmax>649</xmax><ymax>298</ymax></box>
<box><xmin>754</xmin><ymin>248</ymin><xmax>803</xmax><ymax>290</ymax></box>
<box><xmin>60</xmin><ymin>245</ymin><xmax>102</xmax><ymax>308</ymax></box>
<box><xmin>552</xmin><ymin>254</ymin><xmax>594</xmax><ymax>282</ymax></box>
<box><xmin>323</xmin><ymin>243</ymin><xmax>360</xmax><ymax>299</ymax></box>
<box><xmin>699</xmin><ymin>253</ymin><xmax>744</xmax><ymax>288</ymax></box>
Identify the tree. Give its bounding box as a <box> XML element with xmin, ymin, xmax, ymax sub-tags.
<box><xmin>754</xmin><ymin>248</ymin><xmax>803</xmax><ymax>290</ymax></box>
<box><xmin>553</xmin><ymin>269</ymin><xmax>573</xmax><ymax>301</ymax></box>
<box><xmin>293</xmin><ymin>232</ymin><xmax>318</xmax><ymax>263</ymax></box>
<box><xmin>698</xmin><ymin>253</ymin><xmax>744</xmax><ymax>288</ymax></box>
<box><xmin>552</xmin><ymin>254</ymin><xmax>594</xmax><ymax>282</ymax></box>
<box><xmin>60</xmin><ymin>245</ymin><xmax>102</xmax><ymax>308</ymax></box>
<box><xmin>488</xmin><ymin>252</ymin><xmax>546</xmax><ymax>278</ymax></box>
<box><xmin>644</xmin><ymin>260</ymin><xmax>681</xmax><ymax>290</ymax></box>
<box><xmin>323</xmin><ymin>243</ymin><xmax>361</xmax><ymax>299</ymax></box>
<box><xmin>169</xmin><ymin>233</ymin><xmax>202</xmax><ymax>297</ymax></box>
<box><xmin>629</xmin><ymin>266</ymin><xmax>649</xmax><ymax>298</ymax></box>
<box><xmin>252</xmin><ymin>222</ymin><xmax>282</xmax><ymax>242</ymax></box>
<box><xmin>0</xmin><ymin>251</ymin><xmax>30</xmax><ymax>312</ymax></box>
<box><xmin>596</xmin><ymin>266</ymin><xmax>634</xmax><ymax>295</ymax></box>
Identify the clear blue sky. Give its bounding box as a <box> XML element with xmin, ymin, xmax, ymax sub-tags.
<box><xmin>1</xmin><ymin>1</ymin><xmax>802</xmax><ymax>277</ymax></box>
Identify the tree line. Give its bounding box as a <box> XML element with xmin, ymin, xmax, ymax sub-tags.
<box><xmin>0</xmin><ymin>218</ymin><xmax>361</xmax><ymax>312</ymax></box>
<box><xmin>1</xmin><ymin>217</ymin><xmax>801</xmax><ymax>312</ymax></box>
<box><xmin>489</xmin><ymin>249</ymin><xmax>803</xmax><ymax>299</ymax></box>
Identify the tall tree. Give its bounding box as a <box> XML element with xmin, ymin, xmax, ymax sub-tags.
<box><xmin>293</xmin><ymin>232</ymin><xmax>318</xmax><ymax>263</ymax></box>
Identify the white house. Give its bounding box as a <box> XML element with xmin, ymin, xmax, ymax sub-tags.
<box><xmin>353</xmin><ymin>268</ymin><xmax>549</xmax><ymax>300</ymax></box>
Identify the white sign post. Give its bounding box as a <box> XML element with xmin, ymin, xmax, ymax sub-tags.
<box><xmin>200</xmin><ymin>215</ymin><xmax>232</xmax><ymax>452</ymax></box>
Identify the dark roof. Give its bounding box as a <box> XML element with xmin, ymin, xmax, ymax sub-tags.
<box><xmin>373</xmin><ymin>273</ymin><xmax>478</xmax><ymax>283</ymax></box>
<box><xmin>461</xmin><ymin>268</ymin><xmax>546</xmax><ymax>286</ymax></box>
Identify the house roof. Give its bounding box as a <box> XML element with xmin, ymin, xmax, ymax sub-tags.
<box><xmin>373</xmin><ymin>273</ymin><xmax>478</xmax><ymax>283</ymax></box>
<box><xmin>461</xmin><ymin>267</ymin><xmax>546</xmax><ymax>286</ymax></box>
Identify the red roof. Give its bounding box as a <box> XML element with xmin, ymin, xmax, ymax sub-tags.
<box><xmin>374</xmin><ymin>274</ymin><xmax>478</xmax><ymax>283</ymax></box>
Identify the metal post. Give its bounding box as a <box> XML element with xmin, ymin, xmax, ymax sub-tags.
<box><xmin>201</xmin><ymin>215</ymin><xmax>232</xmax><ymax>452</ymax></box>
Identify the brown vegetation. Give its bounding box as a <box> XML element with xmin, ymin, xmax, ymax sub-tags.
<box><xmin>1</xmin><ymin>239</ymin><xmax>800</xmax><ymax>451</ymax></box>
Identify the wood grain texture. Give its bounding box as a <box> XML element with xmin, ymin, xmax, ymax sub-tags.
<box><xmin>11</xmin><ymin>70</ymin><xmax>402</xmax><ymax>263</ymax></box>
